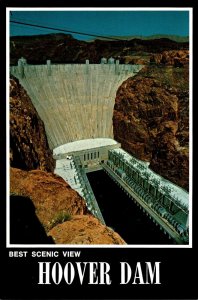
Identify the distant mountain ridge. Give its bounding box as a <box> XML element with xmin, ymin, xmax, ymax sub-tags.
<box><xmin>87</xmin><ymin>34</ymin><xmax>189</xmax><ymax>43</ymax></box>
<box><xmin>11</xmin><ymin>32</ymin><xmax>189</xmax><ymax>43</ymax></box>
<box><xmin>10</xmin><ymin>33</ymin><xmax>189</xmax><ymax>65</ymax></box>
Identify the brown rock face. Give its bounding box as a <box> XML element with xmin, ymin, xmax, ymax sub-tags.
<box><xmin>119</xmin><ymin>54</ymin><xmax>150</xmax><ymax>65</ymax></box>
<box><xmin>113</xmin><ymin>64</ymin><xmax>189</xmax><ymax>190</ymax></box>
<box><xmin>10</xmin><ymin>168</ymin><xmax>88</xmax><ymax>232</ymax></box>
<box><xmin>10</xmin><ymin>76</ymin><xmax>55</xmax><ymax>172</ymax></box>
<box><xmin>10</xmin><ymin>168</ymin><xmax>126</xmax><ymax>244</ymax></box>
<box><xmin>150</xmin><ymin>50</ymin><xmax>189</xmax><ymax>67</ymax></box>
<box><xmin>48</xmin><ymin>215</ymin><xmax>126</xmax><ymax>245</ymax></box>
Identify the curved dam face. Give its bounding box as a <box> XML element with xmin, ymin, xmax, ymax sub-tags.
<box><xmin>10</xmin><ymin>62</ymin><xmax>143</xmax><ymax>149</ymax></box>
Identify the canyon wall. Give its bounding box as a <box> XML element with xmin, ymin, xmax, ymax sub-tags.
<box><xmin>10</xmin><ymin>76</ymin><xmax>55</xmax><ymax>172</ymax></box>
<box><xmin>113</xmin><ymin>52</ymin><xmax>189</xmax><ymax>190</ymax></box>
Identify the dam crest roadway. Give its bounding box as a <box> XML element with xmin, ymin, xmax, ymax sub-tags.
<box><xmin>10</xmin><ymin>58</ymin><xmax>189</xmax><ymax>245</ymax></box>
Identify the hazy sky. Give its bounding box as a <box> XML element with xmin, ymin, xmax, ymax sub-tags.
<box><xmin>10</xmin><ymin>10</ymin><xmax>189</xmax><ymax>40</ymax></box>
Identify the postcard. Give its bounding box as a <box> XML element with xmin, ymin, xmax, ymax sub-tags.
<box><xmin>0</xmin><ymin>0</ymin><xmax>197</xmax><ymax>299</ymax></box>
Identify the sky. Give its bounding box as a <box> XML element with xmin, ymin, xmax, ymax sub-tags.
<box><xmin>10</xmin><ymin>10</ymin><xmax>189</xmax><ymax>40</ymax></box>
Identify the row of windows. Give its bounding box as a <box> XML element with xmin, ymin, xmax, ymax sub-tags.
<box><xmin>84</xmin><ymin>151</ymin><xmax>100</xmax><ymax>161</ymax></box>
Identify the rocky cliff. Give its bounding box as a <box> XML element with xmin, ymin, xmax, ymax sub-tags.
<box><xmin>10</xmin><ymin>168</ymin><xmax>126</xmax><ymax>245</ymax></box>
<box><xmin>113</xmin><ymin>59</ymin><xmax>189</xmax><ymax>190</ymax></box>
<box><xmin>150</xmin><ymin>50</ymin><xmax>189</xmax><ymax>67</ymax></box>
<box><xmin>10</xmin><ymin>76</ymin><xmax>55</xmax><ymax>172</ymax></box>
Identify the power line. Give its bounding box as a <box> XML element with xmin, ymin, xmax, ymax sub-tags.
<box><xmin>11</xmin><ymin>16</ymin><xmax>110</xmax><ymax>40</ymax></box>
<box><xmin>10</xmin><ymin>20</ymin><xmax>123</xmax><ymax>41</ymax></box>
<box><xmin>11</xmin><ymin>23</ymin><xmax>54</xmax><ymax>35</ymax></box>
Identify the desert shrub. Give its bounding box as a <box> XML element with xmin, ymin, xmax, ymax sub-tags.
<box><xmin>49</xmin><ymin>211</ymin><xmax>72</xmax><ymax>229</ymax></box>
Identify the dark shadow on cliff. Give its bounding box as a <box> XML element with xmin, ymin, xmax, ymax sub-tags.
<box><xmin>10</xmin><ymin>135</ymin><xmax>31</xmax><ymax>170</ymax></box>
<box><xmin>10</xmin><ymin>195</ymin><xmax>54</xmax><ymax>244</ymax></box>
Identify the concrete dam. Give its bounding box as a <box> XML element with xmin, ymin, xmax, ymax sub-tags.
<box><xmin>10</xmin><ymin>58</ymin><xmax>189</xmax><ymax>245</ymax></box>
<box><xmin>10</xmin><ymin>58</ymin><xmax>142</xmax><ymax>149</ymax></box>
